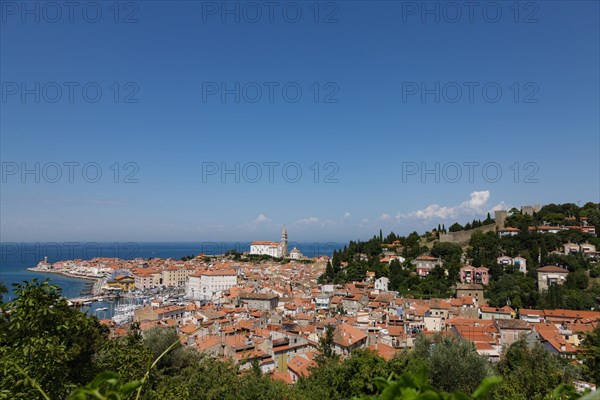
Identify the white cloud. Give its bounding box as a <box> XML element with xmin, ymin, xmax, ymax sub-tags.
<box><xmin>379</xmin><ymin>213</ymin><xmax>392</xmax><ymax>221</ymax></box>
<box><xmin>253</xmin><ymin>214</ymin><xmax>271</xmax><ymax>224</ymax></box>
<box><xmin>296</xmin><ymin>216</ymin><xmax>321</xmax><ymax>225</ymax></box>
<box><xmin>490</xmin><ymin>202</ymin><xmax>508</xmax><ymax>212</ymax></box>
<box><xmin>459</xmin><ymin>190</ymin><xmax>490</xmax><ymax>213</ymax></box>
<box><xmin>397</xmin><ymin>191</ymin><xmax>500</xmax><ymax>222</ymax></box>
<box><xmin>343</xmin><ymin>212</ymin><xmax>351</xmax><ymax>219</ymax></box>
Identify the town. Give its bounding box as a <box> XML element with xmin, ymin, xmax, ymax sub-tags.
<box><xmin>24</xmin><ymin>204</ymin><xmax>600</xmax><ymax>393</ymax></box>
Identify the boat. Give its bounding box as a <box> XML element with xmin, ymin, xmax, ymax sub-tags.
<box><xmin>95</xmin><ymin>307</ymin><xmax>108</xmax><ymax>312</ymax></box>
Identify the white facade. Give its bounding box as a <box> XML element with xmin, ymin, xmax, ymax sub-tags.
<box><xmin>289</xmin><ymin>246</ymin><xmax>303</xmax><ymax>259</ymax></box>
<box><xmin>497</xmin><ymin>256</ymin><xmax>527</xmax><ymax>273</ymax></box>
<box><xmin>186</xmin><ymin>270</ymin><xmax>237</xmax><ymax>300</ymax></box>
<box><xmin>250</xmin><ymin>242</ymin><xmax>283</xmax><ymax>257</ymax></box>
<box><xmin>134</xmin><ymin>272</ymin><xmax>161</xmax><ymax>290</ymax></box>
<box><xmin>186</xmin><ymin>274</ymin><xmax>203</xmax><ymax>299</ymax></box>
<box><xmin>249</xmin><ymin>226</ymin><xmax>288</xmax><ymax>258</ymax></box>
<box><xmin>374</xmin><ymin>277</ymin><xmax>389</xmax><ymax>292</ymax></box>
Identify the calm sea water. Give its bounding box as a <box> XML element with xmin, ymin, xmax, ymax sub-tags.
<box><xmin>0</xmin><ymin>241</ymin><xmax>342</xmax><ymax>303</ymax></box>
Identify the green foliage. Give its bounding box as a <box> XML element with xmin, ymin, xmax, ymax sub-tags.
<box><xmin>579</xmin><ymin>325</ymin><xmax>600</xmax><ymax>385</ymax></box>
<box><xmin>0</xmin><ymin>280</ymin><xmax>107</xmax><ymax>399</ymax></box>
<box><xmin>468</xmin><ymin>232</ymin><xmax>500</xmax><ymax>267</ymax></box>
<box><xmin>93</xmin><ymin>329</ymin><xmax>153</xmax><ymax>384</ymax></box>
<box><xmin>410</xmin><ymin>335</ymin><xmax>493</xmax><ymax>395</ymax></box>
<box><xmin>431</xmin><ymin>242</ymin><xmax>463</xmax><ymax>267</ymax></box>
<box><xmin>355</xmin><ymin>368</ymin><xmax>502</xmax><ymax>400</ymax></box>
<box><xmin>493</xmin><ymin>339</ymin><xmax>580</xmax><ymax>400</ymax></box>
<box><xmin>67</xmin><ymin>372</ymin><xmax>142</xmax><ymax>400</ymax></box>
<box><xmin>299</xmin><ymin>349</ymin><xmax>390</xmax><ymax>400</ymax></box>
<box><xmin>449</xmin><ymin>223</ymin><xmax>464</xmax><ymax>232</ymax></box>
<box><xmin>315</xmin><ymin>324</ymin><xmax>339</xmax><ymax>365</ymax></box>
<box><xmin>565</xmin><ymin>270</ymin><xmax>590</xmax><ymax>290</ymax></box>
<box><xmin>486</xmin><ymin>273</ymin><xmax>538</xmax><ymax>308</ymax></box>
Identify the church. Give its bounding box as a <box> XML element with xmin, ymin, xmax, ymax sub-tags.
<box><xmin>250</xmin><ymin>226</ymin><xmax>288</xmax><ymax>258</ymax></box>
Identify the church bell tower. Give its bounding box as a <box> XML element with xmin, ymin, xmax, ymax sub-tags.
<box><xmin>280</xmin><ymin>225</ymin><xmax>288</xmax><ymax>257</ymax></box>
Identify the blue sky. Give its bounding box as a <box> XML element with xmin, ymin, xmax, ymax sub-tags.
<box><xmin>1</xmin><ymin>0</ymin><xmax>599</xmax><ymax>242</ymax></box>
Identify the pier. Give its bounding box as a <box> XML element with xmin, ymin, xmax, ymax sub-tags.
<box><xmin>67</xmin><ymin>295</ymin><xmax>117</xmax><ymax>307</ymax></box>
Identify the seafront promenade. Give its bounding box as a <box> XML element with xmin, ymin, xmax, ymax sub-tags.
<box><xmin>26</xmin><ymin>266</ymin><xmax>101</xmax><ymax>282</ymax></box>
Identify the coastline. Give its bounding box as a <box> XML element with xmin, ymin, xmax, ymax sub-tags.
<box><xmin>26</xmin><ymin>267</ymin><xmax>102</xmax><ymax>283</ymax></box>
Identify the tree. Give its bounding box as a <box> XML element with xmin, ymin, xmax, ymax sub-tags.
<box><xmin>565</xmin><ymin>269</ymin><xmax>590</xmax><ymax>290</ymax></box>
<box><xmin>493</xmin><ymin>338</ymin><xmax>579</xmax><ymax>400</ymax></box>
<box><xmin>355</xmin><ymin>369</ymin><xmax>501</xmax><ymax>400</ymax></box>
<box><xmin>449</xmin><ymin>223</ymin><xmax>464</xmax><ymax>232</ymax></box>
<box><xmin>486</xmin><ymin>273</ymin><xmax>538</xmax><ymax>308</ymax></box>
<box><xmin>579</xmin><ymin>325</ymin><xmax>600</xmax><ymax>385</ymax></box>
<box><xmin>468</xmin><ymin>231</ymin><xmax>500</xmax><ymax>267</ymax></box>
<box><xmin>431</xmin><ymin>242</ymin><xmax>463</xmax><ymax>266</ymax></box>
<box><xmin>92</xmin><ymin>328</ymin><xmax>153</xmax><ymax>384</ymax></box>
<box><xmin>315</xmin><ymin>325</ymin><xmax>338</xmax><ymax>365</ymax></box>
<box><xmin>0</xmin><ymin>280</ymin><xmax>107</xmax><ymax>399</ymax></box>
<box><xmin>421</xmin><ymin>335</ymin><xmax>493</xmax><ymax>394</ymax></box>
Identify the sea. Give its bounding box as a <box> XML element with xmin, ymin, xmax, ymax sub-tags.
<box><xmin>0</xmin><ymin>241</ymin><xmax>343</xmax><ymax>313</ymax></box>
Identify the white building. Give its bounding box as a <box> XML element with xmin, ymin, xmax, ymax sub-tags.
<box><xmin>250</xmin><ymin>226</ymin><xmax>288</xmax><ymax>258</ymax></box>
<box><xmin>496</xmin><ymin>255</ymin><xmax>527</xmax><ymax>273</ymax></box>
<box><xmin>497</xmin><ymin>227</ymin><xmax>521</xmax><ymax>237</ymax></box>
<box><xmin>133</xmin><ymin>270</ymin><xmax>162</xmax><ymax>290</ymax></box>
<box><xmin>374</xmin><ymin>277</ymin><xmax>389</xmax><ymax>292</ymax></box>
<box><xmin>289</xmin><ymin>246</ymin><xmax>303</xmax><ymax>259</ymax></box>
<box><xmin>186</xmin><ymin>269</ymin><xmax>237</xmax><ymax>300</ymax></box>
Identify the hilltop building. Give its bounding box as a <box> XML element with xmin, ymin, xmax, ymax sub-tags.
<box><xmin>537</xmin><ymin>266</ymin><xmax>569</xmax><ymax>291</ymax></box>
<box><xmin>250</xmin><ymin>226</ymin><xmax>289</xmax><ymax>258</ymax></box>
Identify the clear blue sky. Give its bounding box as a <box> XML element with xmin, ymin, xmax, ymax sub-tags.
<box><xmin>1</xmin><ymin>0</ymin><xmax>599</xmax><ymax>242</ymax></box>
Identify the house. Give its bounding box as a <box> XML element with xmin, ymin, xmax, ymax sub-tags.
<box><xmin>459</xmin><ymin>266</ymin><xmax>489</xmax><ymax>285</ymax></box>
<box><xmin>494</xmin><ymin>319</ymin><xmax>531</xmax><ymax>347</ymax></box>
<box><xmin>134</xmin><ymin>305</ymin><xmax>186</xmax><ymax>322</ymax></box>
<box><xmin>497</xmin><ymin>227</ymin><xmax>521</xmax><ymax>237</ymax></box>
<box><xmin>314</xmin><ymin>294</ymin><xmax>331</xmax><ymax>310</ymax></box>
<box><xmin>106</xmin><ymin>275</ymin><xmax>135</xmax><ymax>291</ymax></box>
<box><xmin>365</xmin><ymin>271</ymin><xmax>376</xmax><ymax>283</ymax></box>
<box><xmin>379</xmin><ymin>255</ymin><xmax>406</xmax><ymax>264</ymax></box>
<box><xmin>528</xmin><ymin>323</ymin><xmax>578</xmax><ymax>359</ymax></box>
<box><xmin>479</xmin><ymin>306</ymin><xmax>515</xmax><ymax>320</ymax></box>
<box><xmin>581</xmin><ymin>243</ymin><xmax>599</xmax><ymax>259</ymax></box>
<box><xmin>161</xmin><ymin>266</ymin><xmax>194</xmax><ymax>287</ymax></box>
<box><xmin>455</xmin><ymin>283</ymin><xmax>485</xmax><ymax>304</ymax></box>
<box><xmin>411</xmin><ymin>255</ymin><xmax>442</xmax><ymax>277</ymax></box>
<box><xmin>272</xmin><ymin>333</ymin><xmax>311</xmax><ymax>373</ymax></box>
<box><xmin>342</xmin><ymin>294</ymin><xmax>368</xmax><ymax>315</ymax></box>
<box><xmin>368</xmin><ymin>343</ymin><xmax>397</xmax><ymax>361</ymax></box>
<box><xmin>133</xmin><ymin>270</ymin><xmax>161</xmax><ymax>290</ymax></box>
<box><xmin>496</xmin><ymin>256</ymin><xmax>527</xmax><ymax>273</ymax></box>
<box><xmin>287</xmin><ymin>354</ymin><xmax>316</xmax><ymax>382</ymax></box>
<box><xmin>581</xmin><ymin>226</ymin><xmax>596</xmax><ymax>235</ymax></box>
<box><xmin>332</xmin><ymin>323</ymin><xmax>368</xmax><ymax>356</ymax></box>
<box><xmin>239</xmin><ymin>292</ymin><xmax>279</xmax><ymax>310</ymax></box>
<box><xmin>537</xmin><ymin>266</ymin><xmax>569</xmax><ymax>291</ymax></box>
<box><xmin>564</xmin><ymin>243</ymin><xmax>580</xmax><ymax>255</ymax></box>
<box><xmin>573</xmin><ymin>380</ymin><xmax>597</xmax><ymax>393</ymax></box>
<box><xmin>374</xmin><ymin>277</ymin><xmax>389</xmax><ymax>292</ymax></box>
<box><xmin>528</xmin><ymin>226</ymin><xmax>563</xmax><ymax>234</ymax></box>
